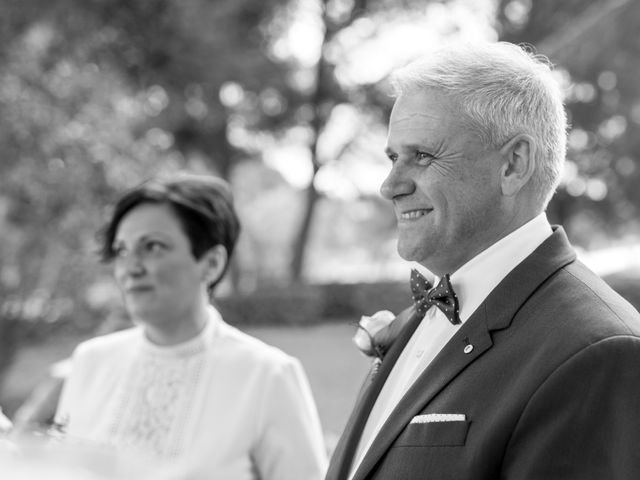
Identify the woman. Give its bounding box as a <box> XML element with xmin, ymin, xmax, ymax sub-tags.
<box><xmin>55</xmin><ymin>174</ymin><xmax>327</xmax><ymax>480</ymax></box>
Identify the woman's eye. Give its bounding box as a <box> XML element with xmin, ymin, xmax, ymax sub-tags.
<box><xmin>113</xmin><ymin>245</ymin><xmax>127</xmax><ymax>258</ymax></box>
<box><xmin>143</xmin><ymin>241</ymin><xmax>166</xmax><ymax>254</ymax></box>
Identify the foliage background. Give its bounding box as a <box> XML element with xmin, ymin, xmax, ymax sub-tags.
<box><xmin>1</xmin><ymin>0</ymin><xmax>640</xmax><ymax>426</ymax></box>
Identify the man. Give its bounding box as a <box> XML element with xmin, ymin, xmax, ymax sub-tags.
<box><xmin>326</xmin><ymin>42</ymin><xmax>640</xmax><ymax>480</ymax></box>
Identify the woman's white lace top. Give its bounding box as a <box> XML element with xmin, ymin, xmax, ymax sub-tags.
<box><xmin>106</xmin><ymin>322</ymin><xmax>211</xmax><ymax>459</ymax></box>
<box><xmin>55</xmin><ymin>307</ymin><xmax>328</xmax><ymax>480</ymax></box>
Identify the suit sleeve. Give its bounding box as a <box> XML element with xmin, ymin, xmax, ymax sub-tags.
<box><xmin>502</xmin><ymin>335</ymin><xmax>640</xmax><ymax>479</ymax></box>
<box><xmin>251</xmin><ymin>357</ymin><xmax>328</xmax><ymax>480</ymax></box>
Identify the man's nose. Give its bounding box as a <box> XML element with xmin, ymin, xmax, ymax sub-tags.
<box><xmin>380</xmin><ymin>161</ymin><xmax>415</xmax><ymax>200</ymax></box>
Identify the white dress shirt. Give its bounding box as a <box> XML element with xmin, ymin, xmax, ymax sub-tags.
<box><xmin>349</xmin><ymin>213</ymin><xmax>553</xmax><ymax>478</ymax></box>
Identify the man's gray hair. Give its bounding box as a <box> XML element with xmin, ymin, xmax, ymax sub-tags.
<box><xmin>390</xmin><ymin>41</ymin><xmax>567</xmax><ymax>208</ymax></box>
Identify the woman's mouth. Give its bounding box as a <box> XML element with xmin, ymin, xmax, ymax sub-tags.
<box><xmin>126</xmin><ymin>285</ymin><xmax>154</xmax><ymax>293</ymax></box>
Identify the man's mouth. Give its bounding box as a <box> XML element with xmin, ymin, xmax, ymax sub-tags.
<box><xmin>399</xmin><ymin>209</ymin><xmax>432</xmax><ymax>220</ymax></box>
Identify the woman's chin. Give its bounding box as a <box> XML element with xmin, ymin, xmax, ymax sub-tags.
<box><xmin>125</xmin><ymin>303</ymin><xmax>164</xmax><ymax>323</ymax></box>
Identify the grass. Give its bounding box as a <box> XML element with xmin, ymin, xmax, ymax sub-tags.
<box><xmin>0</xmin><ymin>321</ymin><xmax>371</xmax><ymax>446</ymax></box>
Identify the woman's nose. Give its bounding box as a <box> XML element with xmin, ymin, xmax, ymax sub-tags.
<box><xmin>127</xmin><ymin>259</ymin><xmax>145</xmax><ymax>276</ymax></box>
<box><xmin>116</xmin><ymin>252</ymin><xmax>146</xmax><ymax>278</ymax></box>
<box><xmin>380</xmin><ymin>161</ymin><xmax>415</xmax><ymax>200</ymax></box>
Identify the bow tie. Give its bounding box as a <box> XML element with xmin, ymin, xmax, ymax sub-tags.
<box><xmin>410</xmin><ymin>269</ymin><xmax>461</xmax><ymax>325</ymax></box>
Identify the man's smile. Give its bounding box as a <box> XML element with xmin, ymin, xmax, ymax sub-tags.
<box><xmin>398</xmin><ymin>208</ymin><xmax>432</xmax><ymax>221</ymax></box>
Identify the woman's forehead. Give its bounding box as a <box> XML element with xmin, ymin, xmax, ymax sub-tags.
<box><xmin>115</xmin><ymin>203</ymin><xmax>184</xmax><ymax>241</ymax></box>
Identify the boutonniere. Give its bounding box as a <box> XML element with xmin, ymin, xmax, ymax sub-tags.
<box><xmin>0</xmin><ymin>407</ymin><xmax>17</xmax><ymax>455</ymax></box>
<box><xmin>353</xmin><ymin>310</ymin><xmax>400</xmax><ymax>376</ymax></box>
<box><xmin>0</xmin><ymin>407</ymin><xmax>12</xmax><ymax>436</ymax></box>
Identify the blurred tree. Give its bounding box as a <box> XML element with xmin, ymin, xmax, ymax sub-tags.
<box><xmin>288</xmin><ymin>0</ymin><xmax>371</xmax><ymax>281</ymax></box>
<box><xmin>497</xmin><ymin>0</ymin><xmax>640</xmax><ymax>247</ymax></box>
<box><xmin>0</xmin><ymin>0</ymin><xmax>296</xmax><ymax>385</ymax></box>
<box><xmin>5</xmin><ymin>0</ymin><xmax>638</xmax><ymax>398</ymax></box>
<box><xmin>271</xmin><ymin>0</ymin><xmax>458</xmax><ymax>281</ymax></box>
<box><xmin>0</xmin><ymin>0</ymin><xmax>488</xmax><ymax>395</ymax></box>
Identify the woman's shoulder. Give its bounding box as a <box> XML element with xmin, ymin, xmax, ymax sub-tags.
<box><xmin>72</xmin><ymin>327</ymin><xmax>141</xmax><ymax>360</ymax></box>
<box><xmin>215</xmin><ymin>321</ymin><xmax>297</xmax><ymax>368</ymax></box>
<box><xmin>64</xmin><ymin>328</ymin><xmax>142</xmax><ymax>383</ymax></box>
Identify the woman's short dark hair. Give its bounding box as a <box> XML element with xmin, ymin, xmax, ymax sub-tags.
<box><xmin>99</xmin><ymin>173</ymin><xmax>241</xmax><ymax>290</ymax></box>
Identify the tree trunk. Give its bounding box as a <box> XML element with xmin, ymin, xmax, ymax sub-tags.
<box><xmin>290</xmin><ymin>174</ymin><xmax>320</xmax><ymax>282</ymax></box>
<box><xmin>288</xmin><ymin>0</ymin><xmax>370</xmax><ymax>282</ymax></box>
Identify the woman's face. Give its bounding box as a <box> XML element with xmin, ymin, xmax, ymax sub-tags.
<box><xmin>112</xmin><ymin>202</ymin><xmax>209</xmax><ymax>326</ymax></box>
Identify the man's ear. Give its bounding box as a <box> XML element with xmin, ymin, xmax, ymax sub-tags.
<box><xmin>200</xmin><ymin>245</ymin><xmax>228</xmax><ymax>287</ymax></box>
<box><xmin>499</xmin><ymin>134</ymin><xmax>536</xmax><ymax>197</ymax></box>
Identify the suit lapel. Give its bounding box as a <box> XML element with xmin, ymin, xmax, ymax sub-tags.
<box><xmin>351</xmin><ymin>307</ymin><xmax>493</xmax><ymax>480</ymax></box>
<box><xmin>352</xmin><ymin>227</ymin><xmax>577</xmax><ymax>480</ymax></box>
<box><xmin>326</xmin><ymin>306</ymin><xmax>420</xmax><ymax>480</ymax></box>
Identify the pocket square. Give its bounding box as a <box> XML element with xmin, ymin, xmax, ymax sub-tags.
<box><xmin>410</xmin><ymin>413</ymin><xmax>466</xmax><ymax>423</ymax></box>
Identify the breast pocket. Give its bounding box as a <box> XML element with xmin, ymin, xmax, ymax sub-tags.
<box><xmin>393</xmin><ymin>420</ymin><xmax>471</xmax><ymax>447</ymax></box>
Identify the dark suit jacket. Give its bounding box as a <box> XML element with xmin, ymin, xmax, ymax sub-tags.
<box><xmin>327</xmin><ymin>227</ymin><xmax>640</xmax><ymax>480</ymax></box>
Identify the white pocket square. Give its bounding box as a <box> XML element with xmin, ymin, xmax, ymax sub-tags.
<box><xmin>410</xmin><ymin>413</ymin><xmax>466</xmax><ymax>423</ymax></box>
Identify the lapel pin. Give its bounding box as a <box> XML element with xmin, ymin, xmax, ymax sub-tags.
<box><xmin>463</xmin><ymin>337</ymin><xmax>473</xmax><ymax>354</ymax></box>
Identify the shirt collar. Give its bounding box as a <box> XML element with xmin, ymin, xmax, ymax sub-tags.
<box><xmin>442</xmin><ymin>213</ymin><xmax>552</xmax><ymax>323</ymax></box>
<box><xmin>140</xmin><ymin>305</ymin><xmax>222</xmax><ymax>355</ymax></box>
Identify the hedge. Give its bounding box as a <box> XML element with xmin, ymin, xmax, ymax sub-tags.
<box><xmin>215</xmin><ymin>281</ymin><xmax>412</xmax><ymax>327</ymax></box>
<box><xmin>216</xmin><ymin>273</ymin><xmax>640</xmax><ymax>327</ymax></box>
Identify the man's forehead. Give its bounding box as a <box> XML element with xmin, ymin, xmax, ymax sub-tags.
<box><xmin>389</xmin><ymin>110</ymin><xmax>442</xmax><ymax>128</ymax></box>
<box><xmin>390</xmin><ymin>93</ymin><xmax>448</xmax><ymax>122</ymax></box>
<box><xmin>388</xmin><ymin>105</ymin><xmax>447</xmax><ymax>137</ymax></box>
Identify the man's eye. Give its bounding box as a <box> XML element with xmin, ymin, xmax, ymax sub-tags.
<box><xmin>387</xmin><ymin>153</ymin><xmax>398</xmax><ymax>162</ymax></box>
<box><xmin>416</xmin><ymin>151</ymin><xmax>435</xmax><ymax>165</ymax></box>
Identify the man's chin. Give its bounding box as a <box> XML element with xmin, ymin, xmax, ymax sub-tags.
<box><xmin>397</xmin><ymin>242</ymin><xmax>429</xmax><ymax>264</ymax></box>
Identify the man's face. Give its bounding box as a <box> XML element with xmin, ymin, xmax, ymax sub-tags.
<box><xmin>381</xmin><ymin>88</ymin><xmax>506</xmax><ymax>275</ymax></box>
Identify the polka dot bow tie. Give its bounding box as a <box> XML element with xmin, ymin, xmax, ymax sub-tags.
<box><xmin>410</xmin><ymin>268</ymin><xmax>461</xmax><ymax>325</ymax></box>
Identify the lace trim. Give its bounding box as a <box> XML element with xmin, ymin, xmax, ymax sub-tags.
<box><xmin>109</xmin><ymin>349</ymin><xmax>205</xmax><ymax>459</ymax></box>
<box><xmin>105</xmin><ymin>314</ymin><xmax>219</xmax><ymax>459</ymax></box>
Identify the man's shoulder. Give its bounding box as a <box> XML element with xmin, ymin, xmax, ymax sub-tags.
<box><xmin>524</xmin><ymin>261</ymin><xmax>640</xmax><ymax>342</ymax></box>
<box><xmin>554</xmin><ymin>260</ymin><xmax>640</xmax><ymax>334</ymax></box>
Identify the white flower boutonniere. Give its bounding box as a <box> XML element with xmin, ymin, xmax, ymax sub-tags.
<box><xmin>353</xmin><ymin>310</ymin><xmax>397</xmax><ymax>361</ymax></box>
<box><xmin>0</xmin><ymin>407</ymin><xmax>12</xmax><ymax>436</ymax></box>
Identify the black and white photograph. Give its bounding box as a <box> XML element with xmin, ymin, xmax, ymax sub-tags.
<box><xmin>1</xmin><ymin>0</ymin><xmax>639</xmax><ymax>479</ymax></box>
